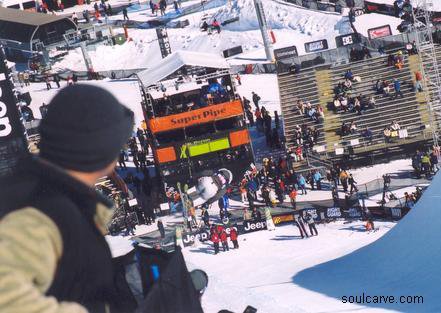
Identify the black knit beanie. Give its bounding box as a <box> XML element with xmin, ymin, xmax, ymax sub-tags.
<box><xmin>39</xmin><ymin>84</ymin><xmax>134</xmax><ymax>172</ymax></box>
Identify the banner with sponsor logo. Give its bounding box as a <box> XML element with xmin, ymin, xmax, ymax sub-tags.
<box><xmin>156</xmin><ymin>27</ymin><xmax>172</xmax><ymax>59</ymax></box>
<box><xmin>305</xmin><ymin>39</ymin><xmax>329</xmax><ymax>53</ymax></box>
<box><xmin>274</xmin><ymin>45</ymin><xmax>298</xmax><ymax>61</ymax></box>
<box><xmin>148</xmin><ymin>100</ymin><xmax>243</xmax><ymax>133</ymax></box>
<box><xmin>241</xmin><ymin>219</ymin><xmax>267</xmax><ymax>233</ymax></box>
<box><xmin>0</xmin><ymin>46</ymin><xmax>28</xmax><ymax>179</ymax></box>
<box><xmin>335</xmin><ymin>33</ymin><xmax>360</xmax><ymax>47</ymax></box>
<box><xmin>367</xmin><ymin>25</ymin><xmax>392</xmax><ymax>40</ymax></box>
<box><xmin>182</xmin><ymin>225</ymin><xmax>240</xmax><ymax>247</ymax></box>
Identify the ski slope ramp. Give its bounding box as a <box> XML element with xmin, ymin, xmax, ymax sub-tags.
<box><xmin>293</xmin><ymin>172</ymin><xmax>441</xmax><ymax>312</ymax></box>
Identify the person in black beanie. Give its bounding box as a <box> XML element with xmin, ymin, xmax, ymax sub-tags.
<box><xmin>0</xmin><ymin>84</ymin><xmax>137</xmax><ymax>313</ymax></box>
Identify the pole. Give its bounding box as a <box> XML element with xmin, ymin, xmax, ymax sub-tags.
<box><xmin>80</xmin><ymin>41</ymin><xmax>94</xmax><ymax>73</ymax></box>
<box><xmin>253</xmin><ymin>0</ymin><xmax>274</xmax><ymax>62</ymax></box>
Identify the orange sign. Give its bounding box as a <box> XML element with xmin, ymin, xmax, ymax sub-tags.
<box><xmin>148</xmin><ymin>100</ymin><xmax>243</xmax><ymax>133</ymax></box>
<box><xmin>229</xmin><ymin>129</ymin><xmax>250</xmax><ymax>147</ymax></box>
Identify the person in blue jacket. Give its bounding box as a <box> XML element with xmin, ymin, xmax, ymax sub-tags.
<box><xmin>313</xmin><ymin>170</ymin><xmax>322</xmax><ymax>190</ymax></box>
<box><xmin>298</xmin><ymin>174</ymin><xmax>307</xmax><ymax>195</ymax></box>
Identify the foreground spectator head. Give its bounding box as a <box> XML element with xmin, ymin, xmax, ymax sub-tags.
<box><xmin>39</xmin><ymin>84</ymin><xmax>134</xmax><ymax>173</ymax></box>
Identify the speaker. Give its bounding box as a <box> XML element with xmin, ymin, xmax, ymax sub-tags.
<box><xmin>222</xmin><ymin>46</ymin><xmax>243</xmax><ymax>58</ymax></box>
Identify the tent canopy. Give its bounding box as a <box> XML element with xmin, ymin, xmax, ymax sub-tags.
<box><xmin>137</xmin><ymin>50</ymin><xmax>230</xmax><ymax>88</ymax></box>
<box><xmin>0</xmin><ymin>7</ymin><xmax>75</xmax><ymax>44</ymax></box>
<box><xmin>0</xmin><ymin>7</ymin><xmax>70</xmax><ymax>26</ymax></box>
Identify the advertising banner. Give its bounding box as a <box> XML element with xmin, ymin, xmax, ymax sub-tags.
<box><xmin>241</xmin><ymin>219</ymin><xmax>267</xmax><ymax>233</ymax></box>
<box><xmin>182</xmin><ymin>224</ymin><xmax>240</xmax><ymax>247</ymax></box>
<box><xmin>305</xmin><ymin>39</ymin><xmax>328</xmax><ymax>53</ymax></box>
<box><xmin>335</xmin><ymin>33</ymin><xmax>360</xmax><ymax>47</ymax></box>
<box><xmin>368</xmin><ymin>25</ymin><xmax>392</xmax><ymax>39</ymax></box>
<box><xmin>0</xmin><ymin>46</ymin><xmax>28</xmax><ymax>179</ymax></box>
<box><xmin>274</xmin><ymin>45</ymin><xmax>298</xmax><ymax>61</ymax></box>
<box><xmin>148</xmin><ymin>100</ymin><xmax>243</xmax><ymax>133</ymax></box>
<box><xmin>156</xmin><ymin>27</ymin><xmax>172</xmax><ymax>59</ymax></box>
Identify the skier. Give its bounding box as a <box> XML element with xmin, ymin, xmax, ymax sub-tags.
<box><xmin>264</xmin><ymin>207</ymin><xmax>276</xmax><ymax>231</ymax></box>
<box><xmin>304</xmin><ymin>212</ymin><xmax>318</xmax><ymax>236</ymax></box>
<box><xmin>210</xmin><ymin>226</ymin><xmax>220</xmax><ymax>254</ymax></box>
<box><xmin>219</xmin><ymin>226</ymin><xmax>229</xmax><ymax>252</ymax></box>
<box><xmin>157</xmin><ymin>219</ymin><xmax>165</xmax><ymax>239</ymax></box>
<box><xmin>293</xmin><ymin>214</ymin><xmax>308</xmax><ymax>239</ymax></box>
<box><xmin>229</xmin><ymin>227</ymin><xmax>239</xmax><ymax>249</ymax></box>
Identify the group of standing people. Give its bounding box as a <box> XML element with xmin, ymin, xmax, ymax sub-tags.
<box><xmin>210</xmin><ymin>224</ymin><xmax>239</xmax><ymax>254</ymax></box>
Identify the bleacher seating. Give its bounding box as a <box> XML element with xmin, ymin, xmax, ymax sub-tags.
<box><xmin>278</xmin><ymin>49</ymin><xmax>436</xmax><ymax>163</ymax></box>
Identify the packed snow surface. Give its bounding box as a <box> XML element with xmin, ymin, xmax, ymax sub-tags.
<box><xmin>51</xmin><ymin>0</ymin><xmax>404</xmax><ymax>71</ymax></box>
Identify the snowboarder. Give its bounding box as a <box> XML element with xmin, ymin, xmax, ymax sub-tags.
<box><xmin>304</xmin><ymin>212</ymin><xmax>318</xmax><ymax>236</ymax></box>
<box><xmin>293</xmin><ymin>214</ymin><xmax>308</xmax><ymax>239</ymax></box>
<box><xmin>212</xmin><ymin>19</ymin><xmax>221</xmax><ymax>33</ymax></box>
<box><xmin>264</xmin><ymin>207</ymin><xmax>276</xmax><ymax>231</ymax></box>
<box><xmin>229</xmin><ymin>227</ymin><xmax>239</xmax><ymax>249</ymax></box>
<box><xmin>313</xmin><ymin>170</ymin><xmax>322</xmax><ymax>190</ymax></box>
<box><xmin>210</xmin><ymin>226</ymin><xmax>220</xmax><ymax>254</ymax></box>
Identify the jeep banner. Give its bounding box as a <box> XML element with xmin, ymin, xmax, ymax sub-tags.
<box><xmin>241</xmin><ymin>219</ymin><xmax>267</xmax><ymax>233</ymax></box>
<box><xmin>0</xmin><ymin>46</ymin><xmax>28</xmax><ymax>179</ymax></box>
<box><xmin>182</xmin><ymin>225</ymin><xmax>240</xmax><ymax>247</ymax></box>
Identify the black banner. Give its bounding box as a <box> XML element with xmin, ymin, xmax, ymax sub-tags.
<box><xmin>305</xmin><ymin>39</ymin><xmax>328</xmax><ymax>53</ymax></box>
<box><xmin>335</xmin><ymin>33</ymin><xmax>360</xmax><ymax>47</ymax></box>
<box><xmin>274</xmin><ymin>45</ymin><xmax>298</xmax><ymax>61</ymax></box>
<box><xmin>242</xmin><ymin>219</ymin><xmax>267</xmax><ymax>233</ymax></box>
<box><xmin>222</xmin><ymin>46</ymin><xmax>243</xmax><ymax>58</ymax></box>
<box><xmin>156</xmin><ymin>27</ymin><xmax>172</xmax><ymax>59</ymax></box>
<box><xmin>0</xmin><ymin>46</ymin><xmax>27</xmax><ymax>179</ymax></box>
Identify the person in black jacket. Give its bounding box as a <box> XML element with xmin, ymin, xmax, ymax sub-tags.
<box><xmin>157</xmin><ymin>219</ymin><xmax>165</xmax><ymax>238</ymax></box>
<box><xmin>251</xmin><ymin>208</ymin><xmax>262</xmax><ymax>220</ymax></box>
<box><xmin>0</xmin><ymin>85</ymin><xmax>136</xmax><ymax>313</ymax></box>
<box><xmin>252</xmin><ymin>91</ymin><xmax>261</xmax><ymax>108</ymax></box>
<box><xmin>348</xmin><ymin>173</ymin><xmax>358</xmax><ymax>193</ymax></box>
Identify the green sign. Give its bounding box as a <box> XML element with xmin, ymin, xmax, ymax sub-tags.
<box><xmin>181</xmin><ymin>137</ymin><xmax>231</xmax><ymax>158</ymax></box>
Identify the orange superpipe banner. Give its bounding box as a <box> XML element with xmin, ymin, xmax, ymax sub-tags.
<box><xmin>148</xmin><ymin>100</ymin><xmax>243</xmax><ymax>133</ymax></box>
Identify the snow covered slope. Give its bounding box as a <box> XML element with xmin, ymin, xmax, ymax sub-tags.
<box><xmin>294</xmin><ymin>172</ymin><xmax>441</xmax><ymax>312</ymax></box>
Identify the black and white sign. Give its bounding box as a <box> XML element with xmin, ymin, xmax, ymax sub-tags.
<box><xmin>222</xmin><ymin>46</ymin><xmax>243</xmax><ymax>58</ymax></box>
<box><xmin>346</xmin><ymin>207</ymin><xmax>362</xmax><ymax>218</ymax></box>
<box><xmin>335</xmin><ymin>33</ymin><xmax>360</xmax><ymax>47</ymax></box>
<box><xmin>390</xmin><ymin>208</ymin><xmax>402</xmax><ymax>219</ymax></box>
<box><xmin>326</xmin><ymin>207</ymin><xmax>342</xmax><ymax>218</ymax></box>
<box><xmin>274</xmin><ymin>45</ymin><xmax>298</xmax><ymax>61</ymax></box>
<box><xmin>242</xmin><ymin>219</ymin><xmax>267</xmax><ymax>233</ymax></box>
<box><xmin>305</xmin><ymin>39</ymin><xmax>329</xmax><ymax>53</ymax></box>
<box><xmin>0</xmin><ymin>46</ymin><xmax>27</xmax><ymax>179</ymax></box>
<box><xmin>156</xmin><ymin>27</ymin><xmax>172</xmax><ymax>59</ymax></box>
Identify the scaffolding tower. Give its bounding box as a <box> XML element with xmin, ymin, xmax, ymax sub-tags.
<box><xmin>412</xmin><ymin>0</ymin><xmax>441</xmax><ymax>146</ymax></box>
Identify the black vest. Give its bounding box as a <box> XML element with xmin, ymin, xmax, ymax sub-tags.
<box><xmin>1</xmin><ymin>157</ymin><xmax>136</xmax><ymax>313</ymax></box>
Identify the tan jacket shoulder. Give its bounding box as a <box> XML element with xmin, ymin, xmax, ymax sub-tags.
<box><xmin>0</xmin><ymin>207</ymin><xmax>88</xmax><ymax>313</ymax></box>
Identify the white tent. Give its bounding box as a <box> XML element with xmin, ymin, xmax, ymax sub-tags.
<box><xmin>136</xmin><ymin>50</ymin><xmax>230</xmax><ymax>88</ymax></box>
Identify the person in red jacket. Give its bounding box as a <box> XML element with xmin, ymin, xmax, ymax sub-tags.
<box><xmin>210</xmin><ymin>226</ymin><xmax>220</xmax><ymax>255</ymax></box>
<box><xmin>219</xmin><ymin>226</ymin><xmax>229</xmax><ymax>252</ymax></box>
<box><xmin>229</xmin><ymin>227</ymin><xmax>239</xmax><ymax>249</ymax></box>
